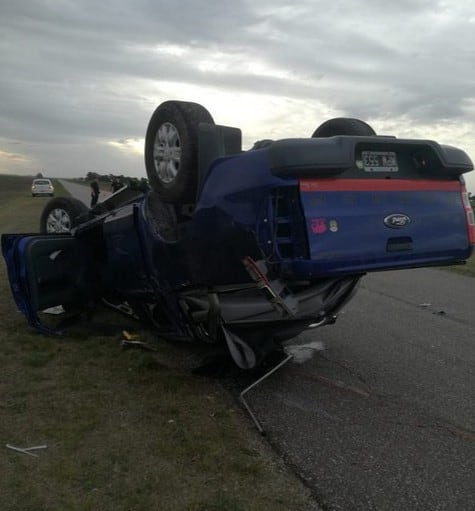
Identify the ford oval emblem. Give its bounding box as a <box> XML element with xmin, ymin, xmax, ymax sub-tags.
<box><xmin>384</xmin><ymin>213</ymin><xmax>411</xmax><ymax>229</ymax></box>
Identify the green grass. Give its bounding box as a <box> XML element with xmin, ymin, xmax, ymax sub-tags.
<box><xmin>0</xmin><ymin>176</ymin><xmax>68</xmax><ymax>232</ymax></box>
<box><xmin>444</xmin><ymin>252</ymin><xmax>475</xmax><ymax>278</ymax></box>
<box><xmin>0</xmin><ymin>174</ymin><xmax>316</xmax><ymax>510</ymax></box>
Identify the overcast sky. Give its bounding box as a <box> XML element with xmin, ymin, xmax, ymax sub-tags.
<box><xmin>1</xmin><ymin>0</ymin><xmax>475</xmax><ymax>191</ymax></box>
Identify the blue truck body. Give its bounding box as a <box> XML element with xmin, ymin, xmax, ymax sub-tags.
<box><xmin>2</xmin><ymin>132</ymin><xmax>474</xmax><ymax>368</ymax></box>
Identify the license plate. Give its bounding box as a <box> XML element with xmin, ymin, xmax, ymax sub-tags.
<box><xmin>361</xmin><ymin>151</ymin><xmax>398</xmax><ymax>172</ymax></box>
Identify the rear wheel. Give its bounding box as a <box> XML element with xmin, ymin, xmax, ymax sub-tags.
<box><xmin>312</xmin><ymin>118</ymin><xmax>376</xmax><ymax>137</ymax></box>
<box><xmin>40</xmin><ymin>197</ymin><xmax>89</xmax><ymax>234</ymax></box>
<box><xmin>144</xmin><ymin>100</ymin><xmax>214</xmax><ymax>203</ymax></box>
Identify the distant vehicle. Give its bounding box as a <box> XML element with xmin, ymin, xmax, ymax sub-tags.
<box><xmin>31</xmin><ymin>178</ymin><xmax>54</xmax><ymax>197</ymax></box>
<box><xmin>3</xmin><ymin>100</ymin><xmax>474</xmax><ymax>370</ymax></box>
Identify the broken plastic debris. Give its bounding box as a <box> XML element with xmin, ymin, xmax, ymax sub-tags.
<box><xmin>6</xmin><ymin>444</ymin><xmax>47</xmax><ymax>457</ymax></box>
<box><xmin>284</xmin><ymin>340</ymin><xmax>325</xmax><ymax>364</ymax></box>
<box><xmin>122</xmin><ymin>330</ymin><xmax>140</xmax><ymax>340</ymax></box>
<box><xmin>41</xmin><ymin>305</ymin><xmax>65</xmax><ymax>315</ymax></box>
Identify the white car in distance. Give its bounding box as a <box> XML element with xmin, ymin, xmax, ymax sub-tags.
<box><xmin>31</xmin><ymin>178</ymin><xmax>54</xmax><ymax>197</ymax></box>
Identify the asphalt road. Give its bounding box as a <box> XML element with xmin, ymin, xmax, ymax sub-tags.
<box><xmin>242</xmin><ymin>268</ymin><xmax>475</xmax><ymax>511</ymax></box>
<box><xmin>59</xmin><ymin>179</ymin><xmax>110</xmax><ymax>206</ymax></box>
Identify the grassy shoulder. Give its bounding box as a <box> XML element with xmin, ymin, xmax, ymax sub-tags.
<box><xmin>0</xmin><ymin>174</ymin><xmax>318</xmax><ymax>511</ymax></box>
<box><xmin>443</xmin><ymin>252</ymin><xmax>475</xmax><ymax>278</ymax></box>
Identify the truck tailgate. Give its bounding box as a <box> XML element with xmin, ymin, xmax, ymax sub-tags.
<box><xmin>268</xmin><ymin>136</ymin><xmax>474</xmax><ymax>277</ymax></box>
<box><xmin>299</xmin><ymin>178</ymin><xmax>472</xmax><ymax>275</ymax></box>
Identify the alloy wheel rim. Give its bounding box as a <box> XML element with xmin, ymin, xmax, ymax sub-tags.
<box><xmin>153</xmin><ymin>122</ymin><xmax>181</xmax><ymax>184</ymax></box>
<box><xmin>46</xmin><ymin>208</ymin><xmax>72</xmax><ymax>233</ymax></box>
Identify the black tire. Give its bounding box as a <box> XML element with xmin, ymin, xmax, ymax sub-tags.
<box><xmin>144</xmin><ymin>100</ymin><xmax>214</xmax><ymax>203</ymax></box>
<box><xmin>40</xmin><ymin>197</ymin><xmax>89</xmax><ymax>234</ymax></box>
<box><xmin>312</xmin><ymin>118</ymin><xmax>376</xmax><ymax>137</ymax></box>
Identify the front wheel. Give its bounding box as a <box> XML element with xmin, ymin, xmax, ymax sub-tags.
<box><xmin>40</xmin><ymin>197</ymin><xmax>89</xmax><ymax>234</ymax></box>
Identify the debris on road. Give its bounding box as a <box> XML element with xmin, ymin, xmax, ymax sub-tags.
<box><xmin>284</xmin><ymin>340</ymin><xmax>326</xmax><ymax>364</ymax></box>
<box><xmin>240</xmin><ymin>351</ymin><xmax>294</xmax><ymax>435</ymax></box>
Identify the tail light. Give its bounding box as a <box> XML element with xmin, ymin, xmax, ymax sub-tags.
<box><xmin>461</xmin><ymin>185</ymin><xmax>475</xmax><ymax>245</ymax></box>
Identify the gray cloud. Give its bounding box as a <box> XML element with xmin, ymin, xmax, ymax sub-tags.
<box><xmin>0</xmin><ymin>0</ymin><xmax>474</xmax><ymax>190</ymax></box>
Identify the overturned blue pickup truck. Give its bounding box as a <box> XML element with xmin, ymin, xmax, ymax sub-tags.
<box><xmin>2</xmin><ymin>101</ymin><xmax>474</xmax><ymax>369</ymax></box>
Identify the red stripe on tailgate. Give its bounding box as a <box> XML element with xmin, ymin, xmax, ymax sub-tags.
<box><xmin>299</xmin><ymin>179</ymin><xmax>460</xmax><ymax>192</ymax></box>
